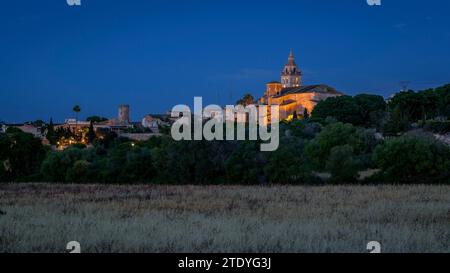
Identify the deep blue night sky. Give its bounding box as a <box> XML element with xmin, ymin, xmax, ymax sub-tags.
<box><xmin>1</xmin><ymin>0</ymin><xmax>450</xmax><ymax>123</ymax></box>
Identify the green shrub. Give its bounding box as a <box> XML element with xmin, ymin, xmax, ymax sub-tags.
<box><xmin>422</xmin><ymin>120</ymin><xmax>450</xmax><ymax>134</ymax></box>
<box><xmin>225</xmin><ymin>141</ymin><xmax>262</xmax><ymax>185</ymax></box>
<box><xmin>373</xmin><ymin>135</ymin><xmax>450</xmax><ymax>184</ymax></box>
<box><xmin>305</xmin><ymin>122</ymin><xmax>375</xmax><ymax>170</ymax></box>
<box><xmin>264</xmin><ymin>137</ymin><xmax>312</xmax><ymax>184</ymax></box>
<box><xmin>0</xmin><ymin>130</ymin><xmax>47</xmax><ymax>182</ymax></box>
<box><xmin>312</xmin><ymin>96</ymin><xmax>364</xmax><ymax>126</ymax></box>
<box><xmin>284</xmin><ymin>119</ymin><xmax>322</xmax><ymax>140</ymax></box>
<box><xmin>312</xmin><ymin>94</ymin><xmax>387</xmax><ymax>128</ymax></box>
<box><xmin>325</xmin><ymin>145</ymin><xmax>362</xmax><ymax>184</ymax></box>
<box><xmin>66</xmin><ymin>160</ymin><xmax>91</xmax><ymax>183</ymax></box>
<box><xmin>41</xmin><ymin>147</ymin><xmax>86</xmax><ymax>182</ymax></box>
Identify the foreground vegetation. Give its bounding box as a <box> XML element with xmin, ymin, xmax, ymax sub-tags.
<box><xmin>1</xmin><ymin>84</ymin><xmax>450</xmax><ymax>184</ymax></box>
<box><xmin>0</xmin><ymin>183</ymin><xmax>448</xmax><ymax>253</ymax></box>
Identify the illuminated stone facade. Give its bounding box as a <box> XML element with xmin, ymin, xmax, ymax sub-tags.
<box><xmin>118</xmin><ymin>105</ymin><xmax>130</xmax><ymax>124</ymax></box>
<box><xmin>259</xmin><ymin>51</ymin><xmax>343</xmax><ymax>121</ymax></box>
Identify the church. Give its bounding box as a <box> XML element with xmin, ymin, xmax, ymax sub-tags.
<box><xmin>259</xmin><ymin>50</ymin><xmax>343</xmax><ymax>121</ymax></box>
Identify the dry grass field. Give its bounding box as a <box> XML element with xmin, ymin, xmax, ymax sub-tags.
<box><xmin>0</xmin><ymin>183</ymin><xmax>449</xmax><ymax>253</ymax></box>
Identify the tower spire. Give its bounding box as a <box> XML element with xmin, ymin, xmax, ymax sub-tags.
<box><xmin>288</xmin><ymin>49</ymin><xmax>295</xmax><ymax>64</ymax></box>
<box><xmin>281</xmin><ymin>49</ymin><xmax>302</xmax><ymax>88</ymax></box>
<box><xmin>288</xmin><ymin>49</ymin><xmax>295</xmax><ymax>65</ymax></box>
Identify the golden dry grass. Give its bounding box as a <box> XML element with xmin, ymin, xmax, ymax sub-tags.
<box><xmin>0</xmin><ymin>183</ymin><xmax>449</xmax><ymax>253</ymax></box>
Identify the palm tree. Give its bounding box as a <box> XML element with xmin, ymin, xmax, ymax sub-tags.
<box><xmin>236</xmin><ymin>93</ymin><xmax>255</xmax><ymax>106</ymax></box>
<box><xmin>73</xmin><ymin>105</ymin><xmax>81</xmax><ymax>137</ymax></box>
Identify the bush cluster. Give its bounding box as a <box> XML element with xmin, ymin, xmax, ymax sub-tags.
<box><xmin>2</xmin><ymin>84</ymin><xmax>450</xmax><ymax>185</ymax></box>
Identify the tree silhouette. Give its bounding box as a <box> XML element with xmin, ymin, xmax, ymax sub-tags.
<box><xmin>88</xmin><ymin>121</ymin><xmax>96</xmax><ymax>144</ymax></box>
<box><xmin>303</xmin><ymin>108</ymin><xmax>309</xmax><ymax>119</ymax></box>
<box><xmin>46</xmin><ymin>118</ymin><xmax>56</xmax><ymax>145</ymax></box>
<box><xmin>73</xmin><ymin>105</ymin><xmax>81</xmax><ymax>137</ymax></box>
<box><xmin>236</xmin><ymin>93</ymin><xmax>255</xmax><ymax>106</ymax></box>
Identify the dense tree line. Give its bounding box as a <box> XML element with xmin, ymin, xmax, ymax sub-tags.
<box><xmin>312</xmin><ymin>84</ymin><xmax>450</xmax><ymax>135</ymax></box>
<box><xmin>1</xmin><ymin>120</ymin><xmax>449</xmax><ymax>184</ymax></box>
<box><xmin>0</xmin><ymin>127</ymin><xmax>48</xmax><ymax>181</ymax></box>
<box><xmin>312</xmin><ymin>94</ymin><xmax>387</xmax><ymax>129</ymax></box>
<box><xmin>1</xmin><ymin>84</ymin><xmax>450</xmax><ymax>185</ymax></box>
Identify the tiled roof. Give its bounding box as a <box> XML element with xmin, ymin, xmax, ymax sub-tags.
<box><xmin>272</xmin><ymin>84</ymin><xmax>342</xmax><ymax>98</ymax></box>
<box><xmin>280</xmin><ymin>99</ymin><xmax>297</xmax><ymax>106</ymax></box>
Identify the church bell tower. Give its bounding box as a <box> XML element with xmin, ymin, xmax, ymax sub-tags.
<box><xmin>281</xmin><ymin>50</ymin><xmax>302</xmax><ymax>88</ymax></box>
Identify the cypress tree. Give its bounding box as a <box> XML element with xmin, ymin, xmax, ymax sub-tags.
<box><xmin>88</xmin><ymin>121</ymin><xmax>96</xmax><ymax>144</ymax></box>
<box><xmin>303</xmin><ymin>108</ymin><xmax>309</xmax><ymax>119</ymax></box>
<box><xmin>47</xmin><ymin>118</ymin><xmax>56</xmax><ymax>145</ymax></box>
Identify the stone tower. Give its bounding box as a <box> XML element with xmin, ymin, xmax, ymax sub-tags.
<box><xmin>118</xmin><ymin>105</ymin><xmax>130</xmax><ymax>124</ymax></box>
<box><xmin>281</xmin><ymin>50</ymin><xmax>302</xmax><ymax>88</ymax></box>
<box><xmin>266</xmin><ymin>81</ymin><xmax>283</xmax><ymax>97</ymax></box>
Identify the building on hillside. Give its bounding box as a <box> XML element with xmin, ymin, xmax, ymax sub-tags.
<box><xmin>104</xmin><ymin>104</ymin><xmax>133</xmax><ymax>132</ymax></box>
<box><xmin>142</xmin><ymin>114</ymin><xmax>169</xmax><ymax>133</ymax></box>
<box><xmin>57</xmin><ymin>105</ymin><xmax>133</xmax><ymax>133</ymax></box>
<box><xmin>118</xmin><ymin>104</ymin><xmax>130</xmax><ymax>124</ymax></box>
<box><xmin>259</xmin><ymin>50</ymin><xmax>343</xmax><ymax>121</ymax></box>
<box><xmin>59</xmin><ymin>119</ymin><xmax>91</xmax><ymax>131</ymax></box>
<box><xmin>13</xmin><ymin>124</ymin><xmax>44</xmax><ymax>138</ymax></box>
<box><xmin>0</xmin><ymin>122</ymin><xmax>6</xmax><ymax>133</ymax></box>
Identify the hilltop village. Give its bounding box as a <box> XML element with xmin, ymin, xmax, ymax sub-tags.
<box><xmin>1</xmin><ymin>51</ymin><xmax>342</xmax><ymax>149</ymax></box>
